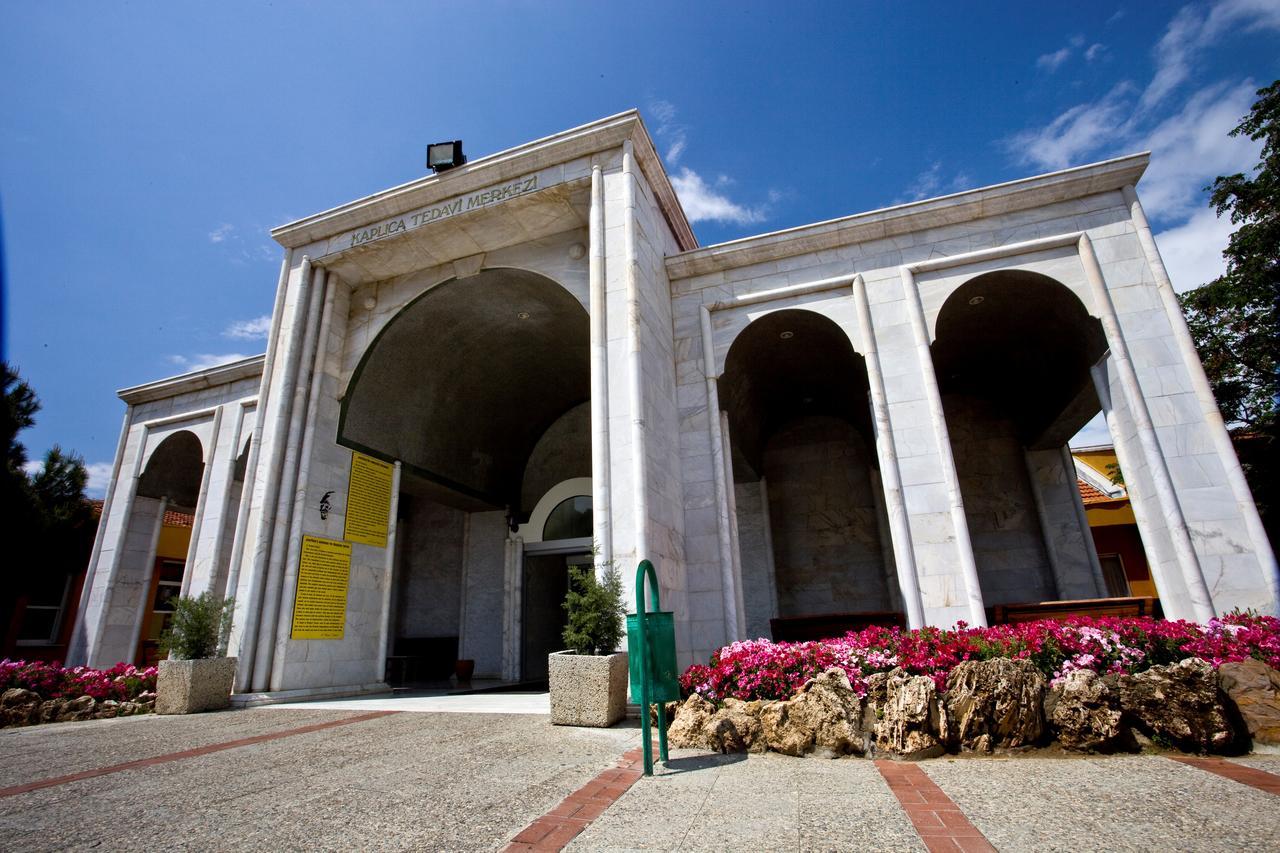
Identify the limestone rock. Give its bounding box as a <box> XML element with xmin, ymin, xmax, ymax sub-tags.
<box><xmin>669</xmin><ymin>694</ymin><xmax>717</xmax><ymax>748</ymax></box>
<box><xmin>865</xmin><ymin>668</ymin><xmax>947</xmax><ymax>759</ymax></box>
<box><xmin>1117</xmin><ymin>658</ymin><xmax>1240</xmax><ymax>753</ymax></box>
<box><xmin>95</xmin><ymin>700</ymin><xmax>120</xmax><ymax>719</ymax></box>
<box><xmin>1044</xmin><ymin>669</ymin><xmax>1124</xmax><ymax>751</ymax></box>
<box><xmin>945</xmin><ymin>658</ymin><xmax>1045</xmax><ymax>752</ymax></box>
<box><xmin>714</xmin><ymin>698</ymin><xmax>766</xmax><ymax>753</ymax></box>
<box><xmin>1</xmin><ymin>688</ymin><xmax>41</xmax><ymax>728</ymax></box>
<box><xmin>760</xmin><ymin>668</ymin><xmax>865</xmax><ymax>757</ymax></box>
<box><xmin>1218</xmin><ymin>659</ymin><xmax>1280</xmax><ymax>746</ymax></box>
<box><xmin>668</xmin><ymin>694</ymin><xmax>765</xmax><ymax>753</ymax></box>
<box><xmin>56</xmin><ymin>695</ymin><xmax>96</xmax><ymax>722</ymax></box>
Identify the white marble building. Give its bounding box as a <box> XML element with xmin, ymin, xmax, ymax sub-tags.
<box><xmin>69</xmin><ymin>112</ymin><xmax>1278</xmax><ymax>699</ymax></box>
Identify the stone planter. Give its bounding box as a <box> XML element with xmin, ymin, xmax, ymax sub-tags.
<box><xmin>155</xmin><ymin>657</ymin><xmax>237</xmax><ymax>715</ymax></box>
<box><xmin>549</xmin><ymin>650</ymin><xmax>628</xmax><ymax>727</ymax></box>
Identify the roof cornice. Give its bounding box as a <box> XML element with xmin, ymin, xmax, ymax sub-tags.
<box><xmin>666</xmin><ymin>152</ymin><xmax>1150</xmax><ymax>280</ymax></box>
<box><xmin>271</xmin><ymin>110</ymin><xmax>696</xmax><ymax>252</ymax></box>
<box><xmin>118</xmin><ymin>355</ymin><xmax>265</xmax><ymax>405</ymax></box>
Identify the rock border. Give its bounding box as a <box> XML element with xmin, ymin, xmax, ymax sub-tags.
<box><xmin>1</xmin><ymin>688</ymin><xmax>155</xmax><ymax>728</ymax></box>
<box><xmin>669</xmin><ymin>657</ymin><xmax>1280</xmax><ymax>759</ymax></box>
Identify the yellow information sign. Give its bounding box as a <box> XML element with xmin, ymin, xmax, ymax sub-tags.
<box><xmin>344</xmin><ymin>451</ymin><xmax>393</xmax><ymax>548</ymax></box>
<box><xmin>290</xmin><ymin>536</ymin><xmax>351</xmax><ymax>640</ymax></box>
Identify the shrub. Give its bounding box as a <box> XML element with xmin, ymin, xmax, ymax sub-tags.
<box><xmin>562</xmin><ymin>563</ymin><xmax>625</xmax><ymax>655</ymax></box>
<box><xmin>160</xmin><ymin>593</ymin><xmax>234</xmax><ymax>660</ymax></box>
<box><xmin>679</xmin><ymin>611</ymin><xmax>1280</xmax><ymax>703</ymax></box>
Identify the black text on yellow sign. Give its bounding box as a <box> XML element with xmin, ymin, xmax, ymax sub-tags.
<box><xmin>290</xmin><ymin>535</ymin><xmax>351</xmax><ymax>640</ymax></box>
<box><xmin>345</xmin><ymin>451</ymin><xmax>393</xmax><ymax>548</ymax></box>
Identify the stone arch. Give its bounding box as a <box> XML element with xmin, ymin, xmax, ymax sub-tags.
<box><xmin>713</xmin><ymin>295</ymin><xmax>859</xmax><ymax>378</ymax></box>
<box><xmin>930</xmin><ymin>269</ymin><xmax>1112</xmax><ymax>606</ymax></box>
<box><xmin>721</xmin><ymin>308</ymin><xmax>871</xmax><ymax>476</ymax></box>
<box><xmin>932</xmin><ymin>269</ymin><xmax>1106</xmax><ymax>447</ymax></box>
<box><xmin>719</xmin><ymin>308</ymin><xmax>894</xmax><ymax>634</ymax></box>
<box><xmin>339</xmin><ymin>267</ymin><xmax>589</xmax><ymax>510</ymax></box>
<box><xmin>137</xmin><ymin>430</ymin><xmax>205</xmax><ymax>508</ymax></box>
<box><xmin>355</xmin><ymin>260</ymin><xmax>590</xmax><ymax>365</ymax></box>
<box><xmin>520</xmin><ymin>477</ymin><xmax>593</xmax><ymax>544</ymax></box>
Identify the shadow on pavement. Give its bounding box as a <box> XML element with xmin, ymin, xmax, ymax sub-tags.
<box><xmin>657</xmin><ymin>752</ymin><xmax>747</xmax><ymax>774</ymax></box>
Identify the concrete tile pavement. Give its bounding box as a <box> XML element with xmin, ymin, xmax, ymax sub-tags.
<box><xmin>1</xmin><ymin>704</ymin><xmax>1279</xmax><ymax>852</ymax></box>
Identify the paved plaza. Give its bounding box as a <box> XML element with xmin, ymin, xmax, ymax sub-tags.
<box><xmin>1</xmin><ymin>700</ymin><xmax>1278</xmax><ymax>852</ymax></box>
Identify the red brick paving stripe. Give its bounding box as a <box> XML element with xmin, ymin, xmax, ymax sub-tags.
<box><xmin>503</xmin><ymin>746</ymin><xmax>646</xmax><ymax>852</ymax></box>
<box><xmin>0</xmin><ymin>710</ymin><xmax>398</xmax><ymax>799</ymax></box>
<box><xmin>875</xmin><ymin>760</ymin><xmax>997</xmax><ymax>853</ymax></box>
<box><xmin>1168</xmin><ymin>756</ymin><xmax>1280</xmax><ymax>796</ymax></box>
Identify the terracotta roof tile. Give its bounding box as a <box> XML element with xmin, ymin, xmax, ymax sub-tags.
<box><xmin>1077</xmin><ymin>478</ymin><xmax>1124</xmax><ymax>506</ymax></box>
<box><xmin>164</xmin><ymin>509</ymin><xmax>194</xmax><ymax>528</ymax></box>
<box><xmin>89</xmin><ymin>498</ymin><xmax>193</xmax><ymax>527</ymax></box>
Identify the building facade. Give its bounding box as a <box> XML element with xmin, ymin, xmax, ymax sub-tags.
<box><xmin>69</xmin><ymin>112</ymin><xmax>1279</xmax><ymax>700</ymax></box>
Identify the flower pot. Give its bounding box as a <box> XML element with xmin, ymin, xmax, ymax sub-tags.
<box><xmin>455</xmin><ymin>658</ymin><xmax>475</xmax><ymax>683</ymax></box>
<box><xmin>155</xmin><ymin>657</ymin><xmax>236</xmax><ymax>715</ymax></box>
<box><xmin>548</xmin><ymin>650</ymin><xmax>628</xmax><ymax>727</ymax></box>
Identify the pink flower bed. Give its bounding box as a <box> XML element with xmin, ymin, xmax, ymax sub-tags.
<box><xmin>1</xmin><ymin>659</ymin><xmax>157</xmax><ymax>702</ymax></box>
<box><xmin>679</xmin><ymin>612</ymin><xmax>1280</xmax><ymax>703</ymax></box>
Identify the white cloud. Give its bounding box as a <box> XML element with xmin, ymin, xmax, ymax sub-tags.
<box><xmin>897</xmin><ymin>161</ymin><xmax>973</xmax><ymax>203</ymax></box>
<box><xmin>224</xmin><ymin>315</ymin><xmax>272</xmax><ymax>340</ymax></box>
<box><xmin>670</xmin><ymin>168</ymin><xmax>766</xmax><ymax>225</ymax></box>
<box><xmin>648</xmin><ymin>98</ymin><xmax>689</xmax><ymax>166</ymax></box>
<box><xmin>169</xmin><ymin>353</ymin><xmax>255</xmax><ymax>373</ymax></box>
<box><xmin>22</xmin><ymin>459</ymin><xmax>41</xmax><ymax>478</ymax></box>
<box><xmin>1154</xmin><ymin>206</ymin><xmax>1234</xmax><ymax>293</ymax></box>
<box><xmin>84</xmin><ymin>462</ymin><xmax>114</xmax><ymax>498</ymax></box>
<box><xmin>1140</xmin><ymin>0</ymin><xmax>1280</xmax><ymax>113</ymax></box>
<box><xmin>1006</xmin><ymin>82</ymin><xmax>1135</xmax><ymax>171</ymax></box>
<box><xmin>1085</xmin><ymin>43</ymin><xmax>1106</xmax><ymax>62</ymax></box>
<box><xmin>209</xmin><ymin>224</ymin><xmax>233</xmax><ymax>243</ymax></box>
<box><xmin>1136</xmin><ymin>79</ymin><xmax>1261</xmax><ymax>218</ymax></box>
<box><xmin>1037</xmin><ymin>47</ymin><xmax>1073</xmax><ymax>72</ymax></box>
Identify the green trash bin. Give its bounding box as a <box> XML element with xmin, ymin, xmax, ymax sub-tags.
<box><xmin>626</xmin><ymin>610</ymin><xmax>680</xmax><ymax>703</ymax></box>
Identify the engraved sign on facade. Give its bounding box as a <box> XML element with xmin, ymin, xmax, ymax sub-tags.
<box><xmin>344</xmin><ymin>451</ymin><xmax>393</xmax><ymax>547</ymax></box>
<box><xmin>290</xmin><ymin>536</ymin><xmax>351</xmax><ymax>640</ymax></box>
<box><xmin>331</xmin><ymin>173</ymin><xmax>540</xmax><ymax>255</ymax></box>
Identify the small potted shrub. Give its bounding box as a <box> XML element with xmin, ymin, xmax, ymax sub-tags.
<box><xmin>549</xmin><ymin>562</ymin><xmax>628</xmax><ymax>727</ymax></box>
<box><xmin>155</xmin><ymin>593</ymin><xmax>236</xmax><ymax>715</ymax></box>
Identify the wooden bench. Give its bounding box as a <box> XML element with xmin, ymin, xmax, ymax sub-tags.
<box><xmin>770</xmin><ymin>611</ymin><xmax>907</xmax><ymax>642</ymax></box>
<box><xmin>987</xmin><ymin>596</ymin><xmax>1159</xmax><ymax>625</ymax></box>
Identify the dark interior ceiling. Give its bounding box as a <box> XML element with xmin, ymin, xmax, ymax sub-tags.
<box><xmin>931</xmin><ymin>270</ymin><xmax>1108</xmax><ymax>445</ymax></box>
<box><xmin>720</xmin><ymin>309</ymin><xmax>871</xmax><ymax>479</ymax></box>
<box><xmin>137</xmin><ymin>431</ymin><xmax>204</xmax><ymax>508</ymax></box>
<box><xmin>339</xmin><ymin>268</ymin><xmax>589</xmax><ymax>510</ymax></box>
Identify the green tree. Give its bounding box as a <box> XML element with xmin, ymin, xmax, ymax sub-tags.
<box><xmin>1179</xmin><ymin>80</ymin><xmax>1279</xmax><ymax>431</ymax></box>
<box><xmin>562</xmin><ymin>563</ymin><xmax>625</xmax><ymax>655</ymax></box>
<box><xmin>1179</xmin><ymin>80</ymin><xmax>1279</xmax><ymax>546</ymax></box>
<box><xmin>1</xmin><ymin>363</ymin><xmax>97</xmax><ymax>640</ymax></box>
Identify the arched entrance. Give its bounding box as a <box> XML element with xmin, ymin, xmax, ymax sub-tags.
<box><xmin>340</xmin><ymin>268</ymin><xmax>591</xmax><ymax>683</ymax></box>
<box><xmin>720</xmin><ymin>309</ymin><xmax>897</xmax><ymax>638</ymax></box>
<box><xmin>931</xmin><ymin>269</ymin><xmax>1124</xmax><ymax>605</ymax></box>
<box><xmin>132</xmin><ymin>430</ymin><xmax>205</xmax><ymax>664</ymax></box>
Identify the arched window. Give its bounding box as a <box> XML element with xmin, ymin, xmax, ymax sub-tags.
<box><xmin>542</xmin><ymin>495</ymin><xmax>592</xmax><ymax>541</ymax></box>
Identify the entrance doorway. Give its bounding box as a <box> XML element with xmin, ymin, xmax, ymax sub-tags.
<box><xmin>521</xmin><ymin>551</ymin><xmax>592</xmax><ymax>681</ymax></box>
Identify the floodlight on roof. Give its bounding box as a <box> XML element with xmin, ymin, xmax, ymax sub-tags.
<box><xmin>426</xmin><ymin>140</ymin><xmax>466</xmax><ymax>173</ymax></box>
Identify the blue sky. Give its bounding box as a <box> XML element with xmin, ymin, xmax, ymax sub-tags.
<box><xmin>2</xmin><ymin>1</ymin><xmax>1278</xmax><ymax>495</ymax></box>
